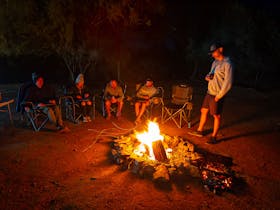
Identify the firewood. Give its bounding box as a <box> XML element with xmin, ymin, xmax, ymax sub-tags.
<box><xmin>152</xmin><ymin>140</ymin><xmax>168</xmax><ymax>162</ymax></box>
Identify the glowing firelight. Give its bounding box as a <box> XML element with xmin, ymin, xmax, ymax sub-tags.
<box><xmin>134</xmin><ymin>121</ymin><xmax>164</xmax><ymax>160</ymax></box>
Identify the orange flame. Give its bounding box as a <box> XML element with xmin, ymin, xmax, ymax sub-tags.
<box><xmin>135</xmin><ymin>121</ymin><xmax>164</xmax><ymax>160</ymax></box>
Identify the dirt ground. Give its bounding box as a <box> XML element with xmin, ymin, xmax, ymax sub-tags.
<box><xmin>0</xmin><ymin>84</ymin><xmax>280</xmax><ymax>210</ymax></box>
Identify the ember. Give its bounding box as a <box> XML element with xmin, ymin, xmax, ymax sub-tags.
<box><xmin>111</xmin><ymin>121</ymin><xmax>238</xmax><ymax>194</ymax></box>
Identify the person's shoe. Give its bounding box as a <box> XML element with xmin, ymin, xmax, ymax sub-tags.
<box><xmin>188</xmin><ymin>130</ymin><xmax>203</xmax><ymax>137</ymax></box>
<box><xmin>206</xmin><ymin>136</ymin><xmax>217</xmax><ymax>144</ymax></box>
<box><xmin>83</xmin><ymin>116</ymin><xmax>88</xmax><ymax>123</ymax></box>
<box><xmin>86</xmin><ymin>116</ymin><xmax>92</xmax><ymax>122</ymax></box>
<box><xmin>57</xmin><ymin>125</ymin><xmax>70</xmax><ymax>133</ymax></box>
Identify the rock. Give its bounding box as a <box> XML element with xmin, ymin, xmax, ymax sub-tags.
<box><xmin>153</xmin><ymin>165</ymin><xmax>170</xmax><ymax>181</ymax></box>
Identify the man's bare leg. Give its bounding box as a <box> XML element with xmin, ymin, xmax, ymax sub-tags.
<box><xmin>105</xmin><ymin>100</ymin><xmax>111</xmax><ymax>120</ymax></box>
<box><xmin>197</xmin><ymin>108</ymin><xmax>209</xmax><ymax>132</ymax></box>
<box><xmin>212</xmin><ymin>114</ymin><xmax>220</xmax><ymax>137</ymax></box>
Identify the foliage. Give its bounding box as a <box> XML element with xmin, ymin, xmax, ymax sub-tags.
<box><xmin>0</xmin><ymin>0</ymin><xmax>166</xmax><ymax>83</ymax></box>
<box><xmin>0</xmin><ymin>0</ymin><xmax>279</xmax><ymax>88</ymax></box>
<box><xmin>184</xmin><ymin>0</ymin><xmax>279</xmax><ymax>88</ymax></box>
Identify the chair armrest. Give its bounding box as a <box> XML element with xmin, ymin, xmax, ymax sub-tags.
<box><xmin>21</xmin><ymin>101</ymin><xmax>35</xmax><ymax>108</ymax></box>
<box><xmin>0</xmin><ymin>99</ymin><xmax>14</xmax><ymax>108</ymax></box>
<box><xmin>20</xmin><ymin>101</ymin><xmax>37</xmax><ymax>113</ymax></box>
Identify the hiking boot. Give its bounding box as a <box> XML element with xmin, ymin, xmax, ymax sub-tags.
<box><xmin>206</xmin><ymin>136</ymin><xmax>217</xmax><ymax>144</ymax></box>
<box><xmin>188</xmin><ymin>130</ymin><xmax>203</xmax><ymax>137</ymax></box>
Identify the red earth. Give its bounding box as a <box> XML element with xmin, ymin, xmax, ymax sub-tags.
<box><xmin>0</xmin><ymin>84</ymin><xmax>279</xmax><ymax>209</ymax></box>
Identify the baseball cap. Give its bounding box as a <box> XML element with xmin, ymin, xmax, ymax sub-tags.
<box><xmin>208</xmin><ymin>42</ymin><xmax>223</xmax><ymax>54</ymax></box>
<box><xmin>32</xmin><ymin>72</ymin><xmax>43</xmax><ymax>83</ymax></box>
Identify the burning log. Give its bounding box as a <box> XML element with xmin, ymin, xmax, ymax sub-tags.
<box><xmin>152</xmin><ymin>140</ymin><xmax>167</xmax><ymax>162</ymax></box>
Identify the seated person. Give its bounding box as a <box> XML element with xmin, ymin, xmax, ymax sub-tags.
<box><xmin>103</xmin><ymin>79</ymin><xmax>124</xmax><ymax>120</ymax></box>
<box><xmin>67</xmin><ymin>73</ymin><xmax>93</xmax><ymax>122</ymax></box>
<box><xmin>23</xmin><ymin>72</ymin><xmax>69</xmax><ymax>132</ymax></box>
<box><xmin>134</xmin><ymin>78</ymin><xmax>158</xmax><ymax>124</ymax></box>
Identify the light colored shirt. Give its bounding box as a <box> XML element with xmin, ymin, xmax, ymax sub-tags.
<box><xmin>207</xmin><ymin>57</ymin><xmax>233</xmax><ymax>99</ymax></box>
<box><xmin>136</xmin><ymin>85</ymin><xmax>158</xmax><ymax>99</ymax></box>
<box><xmin>104</xmin><ymin>84</ymin><xmax>124</xmax><ymax>102</ymax></box>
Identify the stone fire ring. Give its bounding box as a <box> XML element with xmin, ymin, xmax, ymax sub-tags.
<box><xmin>110</xmin><ymin>132</ymin><xmax>238</xmax><ymax>195</ymax></box>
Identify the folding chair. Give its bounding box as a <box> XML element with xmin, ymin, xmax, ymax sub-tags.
<box><xmin>161</xmin><ymin>84</ymin><xmax>193</xmax><ymax>128</ymax></box>
<box><xmin>59</xmin><ymin>88</ymin><xmax>96</xmax><ymax>124</ymax></box>
<box><xmin>0</xmin><ymin>93</ymin><xmax>14</xmax><ymax>125</ymax></box>
<box><xmin>23</xmin><ymin>102</ymin><xmax>50</xmax><ymax>131</ymax></box>
<box><xmin>16</xmin><ymin>82</ymin><xmax>50</xmax><ymax>132</ymax></box>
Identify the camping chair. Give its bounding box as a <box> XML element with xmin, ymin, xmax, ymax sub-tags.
<box><xmin>59</xmin><ymin>87</ymin><xmax>96</xmax><ymax>124</ymax></box>
<box><xmin>133</xmin><ymin>83</ymin><xmax>164</xmax><ymax>120</ymax></box>
<box><xmin>161</xmin><ymin>84</ymin><xmax>193</xmax><ymax>128</ymax></box>
<box><xmin>0</xmin><ymin>91</ymin><xmax>15</xmax><ymax>125</ymax></box>
<box><xmin>22</xmin><ymin>102</ymin><xmax>50</xmax><ymax>131</ymax></box>
<box><xmin>16</xmin><ymin>82</ymin><xmax>50</xmax><ymax>131</ymax></box>
<box><xmin>102</xmin><ymin>81</ymin><xmax>127</xmax><ymax>118</ymax></box>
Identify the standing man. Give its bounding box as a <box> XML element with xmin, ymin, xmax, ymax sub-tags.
<box><xmin>188</xmin><ymin>42</ymin><xmax>233</xmax><ymax>144</ymax></box>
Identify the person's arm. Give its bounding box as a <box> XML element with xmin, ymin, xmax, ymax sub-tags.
<box><xmin>83</xmin><ymin>86</ymin><xmax>91</xmax><ymax>99</ymax></box>
<box><xmin>22</xmin><ymin>86</ymin><xmax>40</xmax><ymax>110</ymax></box>
<box><xmin>117</xmin><ymin>86</ymin><xmax>124</xmax><ymax>101</ymax></box>
<box><xmin>104</xmin><ymin>85</ymin><xmax>111</xmax><ymax>100</ymax></box>
<box><xmin>23</xmin><ymin>87</ymin><xmax>36</xmax><ymax>104</ymax></box>
<box><xmin>149</xmin><ymin>87</ymin><xmax>159</xmax><ymax>98</ymax></box>
<box><xmin>215</xmin><ymin>62</ymin><xmax>233</xmax><ymax>101</ymax></box>
<box><xmin>46</xmin><ymin>85</ymin><xmax>57</xmax><ymax>105</ymax></box>
<box><xmin>69</xmin><ymin>86</ymin><xmax>83</xmax><ymax>100</ymax></box>
<box><xmin>206</xmin><ymin>61</ymin><xmax>216</xmax><ymax>81</ymax></box>
<box><xmin>136</xmin><ymin>86</ymin><xmax>149</xmax><ymax>99</ymax></box>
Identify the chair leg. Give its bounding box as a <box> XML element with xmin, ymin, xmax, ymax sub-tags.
<box><xmin>93</xmin><ymin>97</ymin><xmax>96</xmax><ymax>119</ymax></box>
<box><xmin>162</xmin><ymin>108</ymin><xmax>189</xmax><ymax>128</ymax></box>
<box><xmin>187</xmin><ymin>108</ymin><xmax>191</xmax><ymax>128</ymax></box>
<box><xmin>7</xmin><ymin>103</ymin><xmax>13</xmax><ymax>125</ymax></box>
<box><xmin>27</xmin><ymin>112</ymin><xmax>49</xmax><ymax>132</ymax></box>
<box><xmin>35</xmin><ymin>117</ymin><xmax>49</xmax><ymax>132</ymax></box>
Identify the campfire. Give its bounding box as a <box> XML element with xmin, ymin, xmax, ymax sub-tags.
<box><xmin>134</xmin><ymin>121</ymin><xmax>168</xmax><ymax>162</ymax></box>
<box><xmin>111</xmin><ymin>121</ymin><xmax>236</xmax><ymax>194</ymax></box>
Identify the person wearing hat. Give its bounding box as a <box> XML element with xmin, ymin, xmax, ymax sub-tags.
<box><xmin>24</xmin><ymin>72</ymin><xmax>70</xmax><ymax>133</ymax></box>
<box><xmin>188</xmin><ymin>42</ymin><xmax>233</xmax><ymax>144</ymax></box>
<box><xmin>67</xmin><ymin>73</ymin><xmax>93</xmax><ymax>122</ymax></box>
<box><xmin>134</xmin><ymin>78</ymin><xmax>158</xmax><ymax>124</ymax></box>
<box><xmin>103</xmin><ymin>79</ymin><xmax>124</xmax><ymax>120</ymax></box>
